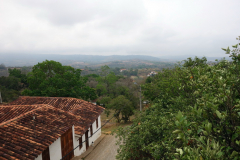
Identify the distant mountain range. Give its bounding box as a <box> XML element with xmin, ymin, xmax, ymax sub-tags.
<box><xmin>0</xmin><ymin>53</ymin><xmax>232</xmax><ymax>67</ymax></box>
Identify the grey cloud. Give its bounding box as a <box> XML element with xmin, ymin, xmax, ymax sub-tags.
<box><xmin>17</xmin><ymin>0</ymin><xmax>109</xmax><ymax>25</ymax></box>
<box><xmin>139</xmin><ymin>26</ymin><xmax>178</xmax><ymax>43</ymax></box>
<box><xmin>0</xmin><ymin>0</ymin><xmax>240</xmax><ymax>58</ymax></box>
<box><xmin>17</xmin><ymin>0</ymin><xmax>146</xmax><ymax>26</ymax></box>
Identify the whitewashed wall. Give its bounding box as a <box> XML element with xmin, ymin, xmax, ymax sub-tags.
<box><xmin>34</xmin><ymin>137</ymin><xmax>61</xmax><ymax>160</ymax></box>
<box><xmin>49</xmin><ymin>137</ymin><xmax>62</xmax><ymax>160</ymax></box>
<box><xmin>35</xmin><ymin>153</ymin><xmax>42</xmax><ymax>160</ymax></box>
<box><xmin>89</xmin><ymin>115</ymin><xmax>101</xmax><ymax>145</ymax></box>
<box><xmin>35</xmin><ymin>116</ymin><xmax>102</xmax><ymax>160</ymax></box>
<box><xmin>35</xmin><ymin>125</ymin><xmax>75</xmax><ymax>160</ymax></box>
<box><xmin>73</xmin><ymin>130</ymin><xmax>86</xmax><ymax>156</ymax></box>
<box><xmin>73</xmin><ymin>115</ymin><xmax>102</xmax><ymax>157</ymax></box>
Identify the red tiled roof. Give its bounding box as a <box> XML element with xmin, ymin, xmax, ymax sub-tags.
<box><xmin>9</xmin><ymin>96</ymin><xmax>105</xmax><ymax>135</ymax></box>
<box><xmin>0</xmin><ymin>105</ymin><xmax>39</xmax><ymax>123</ymax></box>
<box><xmin>0</xmin><ymin>105</ymin><xmax>82</xmax><ymax>160</ymax></box>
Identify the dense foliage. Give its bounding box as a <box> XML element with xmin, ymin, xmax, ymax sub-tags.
<box><xmin>9</xmin><ymin>68</ymin><xmax>28</xmax><ymax>87</ymax></box>
<box><xmin>107</xmin><ymin>95</ymin><xmax>134</xmax><ymax>123</ymax></box>
<box><xmin>0</xmin><ymin>68</ymin><xmax>27</xmax><ymax>102</ymax></box>
<box><xmin>89</xmin><ymin>65</ymin><xmax>139</xmax><ymax>121</ymax></box>
<box><xmin>22</xmin><ymin>60</ymin><xmax>97</xmax><ymax>100</ymax></box>
<box><xmin>114</xmin><ymin>38</ymin><xmax>240</xmax><ymax>159</ymax></box>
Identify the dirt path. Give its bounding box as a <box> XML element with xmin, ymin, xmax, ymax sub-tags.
<box><xmin>72</xmin><ymin>135</ymin><xmax>119</xmax><ymax>160</ymax></box>
<box><xmin>84</xmin><ymin>135</ymin><xmax>118</xmax><ymax>160</ymax></box>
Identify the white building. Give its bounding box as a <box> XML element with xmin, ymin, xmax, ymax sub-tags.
<box><xmin>147</xmin><ymin>71</ymin><xmax>157</xmax><ymax>77</ymax></box>
<box><xmin>0</xmin><ymin>96</ymin><xmax>104</xmax><ymax>160</ymax></box>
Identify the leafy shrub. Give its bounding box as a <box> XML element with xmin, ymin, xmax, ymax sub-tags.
<box><xmin>114</xmin><ymin>37</ymin><xmax>240</xmax><ymax>159</ymax></box>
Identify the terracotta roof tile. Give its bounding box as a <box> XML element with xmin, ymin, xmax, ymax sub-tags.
<box><xmin>0</xmin><ymin>105</ymin><xmax>82</xmax><ymax>160</ymax></box>
<box><xmin>10</xmin><ymin>96</ymin><xmax>105</xmax><ymax>134</ymax></box>
<box><xmin>0</xmin><ymin>105</ymin><xmax>39</xmax><ymax>123</ymax></box>
<box><xmin>1</xmin><ymin>96</ymin><xmax>105</xmax><ymax>159</ymax></box>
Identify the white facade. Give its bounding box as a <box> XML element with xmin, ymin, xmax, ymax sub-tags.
<box><xmin>73</xmin><ymin>115</ymin><xmax>102</xmax><ymax>157</ymax></box>
<box><xmin>89</xmin><ymin>115</ymin><xmax>102</xmax><ymax>146</ymax></box>
<box><xmin>35</xmin><ymin>116</ymin><xmax>102</xmax><ymax>159</ymax></box>
<box><xmin>35</xmin><ymin>154</ymin><xmax>42</xmax><ymax>160</ymax></box>
<box><xmin>49</xmin><ymin>137</ymin><xmax>62</xmax><ymax>160</ymax></box>
<box><xmin>35</xmin><ymin>126</ymin><xmax>74</xmax><ymax>160</ymax></box>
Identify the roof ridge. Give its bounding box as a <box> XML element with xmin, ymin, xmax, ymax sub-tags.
<box><xmin>0</xmin><ymin>105</ymin><xmax>41</xmax><ymax>127</ymax></box>
<box><xmin>15</xmin><ymin>96</ymin><xmax>104</xmax><ymax>108</ymax></box>
<box><xmin>0</xmin><ymin>104</ymin><xmax>82</xmax><ymax>127</ymax></box>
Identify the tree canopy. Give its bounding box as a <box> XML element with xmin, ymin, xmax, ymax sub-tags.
<box><xmin>107</xmin><ymin>95</ymin><xmax>134</xmax><ymax>123</ymax></box>
<box><xmin>22</xmin><ymin>60</ymin><xmax>97</xmax><ymax>100</ymax></box>
<box><xmin>114</xmin><ymin>37</ymin><xmax>240</xmax><ymax>159</ymax></box>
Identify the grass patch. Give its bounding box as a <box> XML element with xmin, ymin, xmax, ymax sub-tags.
<box><xmin>101</xmin><ymin>109</ymin><xmax>134</xmax><ymax>134</ymax></box>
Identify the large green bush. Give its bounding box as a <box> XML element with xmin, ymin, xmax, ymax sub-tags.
<box><xmin>114</xmin><ymin>37</ymin><xmax>240</xmax><ymax>159</ymax></box>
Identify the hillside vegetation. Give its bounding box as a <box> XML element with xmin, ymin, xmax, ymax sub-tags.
<box><xmin>114</xmin><ymin>38</ymin><xmax>240</xmax><ymax>159</ymax></box>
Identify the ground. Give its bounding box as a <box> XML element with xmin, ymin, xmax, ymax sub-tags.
<box><xmin>84</xmin><ymin>135</ymin><xmax>118</xmax><ymax>160</ymax></box>
<box><xmin>101</xmin><ymin>109</ymin><xmax>134</xmax><ymax>134</ymax></box>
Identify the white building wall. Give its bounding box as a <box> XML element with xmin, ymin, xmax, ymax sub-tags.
<box><xmin>73</xmin><ymin>132</ymin><xmax>86</xmax><ymax>156</ymax></box>
<box><xmin>89</xmin><ymin>115</ymin><xmax>101</xmax><ymax>145</ymax></box>
<box><xmin>35</xmin><ymin>117</ymin><xmax>102</xmax><ymax>159</ymax></box>
<box><xmin>35</xmin><ymin>137</ymin><xmax>62</xmax><ymax>160</ymax></box>
<box><xmin>73</xmin><ymin>124</ymin><xmax>86</xmax><ymax>156</ymax></box>
<box><xmin>73</xmin><ymin>115</ymin><xmax>102</xmax><ymax>157</ymax></box>
<box><xmin>35</xmin><ymin>126</ymin><xmax>75</xmax><ymax>160</ymax></box>
<box><xmin>35</xmin><ymin>153</ymin><xmax>42</xmax><ymax>160</ymax></box>
<box><xmin>49</xmin><ymin>137</ymin><xmax>62</xmax><ymax>160</ymax></box>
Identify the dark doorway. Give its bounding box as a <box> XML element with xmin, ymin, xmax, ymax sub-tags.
<box><xmin>85</xmin><ymin>130</ymin><xmax>89</xmax><ymax>150</ymax></box>
<box><xmin>42</xmin><ymin>147</ymin><xmax>50</xmax><ymax>160</ymax></box>
<box><xmin>90</xmin><ymin>125</ymin><xmax>93</xmax><ymax>136</ymax></box>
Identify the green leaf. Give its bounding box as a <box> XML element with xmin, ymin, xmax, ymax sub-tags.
<box><xmin>221</xmin><ymin>48</ymin><xmax>226</xmax><ymax>51</ymax></box>
<box><xmin>232</xmin><ymin>133</ymin><xmax>238</xmax><ymax>141</ymax></box>
<box><xmin>197</xmin><ymin>129</ymin><xmax>203</xmax><ymax>134</ymax></box>
<box><xmin>203</xmin><ymin>131</ymin><xmax>208</xmax><ymax>136</ymax></box>
<box><xmin>236</xmin><ymin>140</ymin><xmax>239</xmax><ymax>145</ymax></box>
<box><xmin>216</xmin><ymin>110</ymin><xmax>222</xmax><ymax>119</ymax></box>
<box><xmin>231</xmin><ymin>151</ymin><xmax>238</xmax><ymax>157</ymax></box>
<box><xmin>176</xmin><ymin>148</ymin><xmax>183</xmax><ymax>155</ymax></box>
<box><xmin>237</xmin><ymin>112</ymin><xmax>240</xmax><ymax>116</ymax></box>
<box><xmin>232</xmin><ymin>44</ymin><xmax>238</xmax><ymax>48</ymax></box>
<box><xmin>172</xmin><ymin>130</ymin><xmax>182</xmax><ymax>134</ymax></box>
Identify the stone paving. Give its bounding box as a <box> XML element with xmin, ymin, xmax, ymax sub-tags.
<box><xmin>72</xmin><ymin>134</ymin><xmax>119</xmax><ymax>160</ymax></box>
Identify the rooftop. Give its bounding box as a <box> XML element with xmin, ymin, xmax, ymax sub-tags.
<box><xmin>9</xmin><ymin>96</ymin><xmax>105</xmax><ymax>135</ymax></box>
<box><xmin>0</xmin><ymin>96</ymin><xmax>105</xmax><ymax>160</ymax></box>
<box><xmin>0</xmin><ymin>105</ymin><xmax>81</xmax><ymax>160</ymax></box>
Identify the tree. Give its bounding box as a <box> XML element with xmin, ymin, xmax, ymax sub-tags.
<box><xmin>0</xmin><ymin>74</ymin><xmax>22</xmax><ymax>102</ymax></box>
<box><xmin>22</xmin><ymin>60</ymin><xmax>97</xmax><ymax>100</ymax></box>
<box><xmin>114</xmin><ymin>37</ymin><xmax>240</xmax><ymax>159</ymax></box>
<box><xmin>8</xmin><ymin>68</ymin><xmax>28</xmax><ymax>86</ymax></box>
<box><xmin>0</xmin><ymin>76</ymin><xmax>22</xmax><ymax>90</ymax></box>
<box><xmin>107</xmin><ymin>95</ymin><xmax>134</xmax><ymax>123</ymax></box>
<box><xmin>96</xmin><ymin>83</ymin><xmax>107</xmax><ymax>96</ymax></box>
<box><xmin>100</xmin><ymin>65</ymin><xmax>110</xmax><ymax>77</ymax></box>
<box><xmin>182</xmin><ymin>56</ymin><xmax>207</xmax><ymax>68</ymax></box>
<box><xmin>0</xmin><ymin>85</ymin><xmax>20</xmax><ymax>102</ymax></box>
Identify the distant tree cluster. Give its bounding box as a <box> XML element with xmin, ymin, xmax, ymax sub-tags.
<box><xmin>0</xmin><ymin>60</ymin><xmax>98</xmax><ymax>102</ymax></box>
<box><xmin>121</xmin><ymin>68</ymin><xmax>138</xmax><ymax>77</ymax></box>
<box><xmin>22</xmin><ymin>60</ymin><xmax>97</xmax><ymax>100</ymax></box>
<box><xmin>0</xmin><ymin>67</ymin><xmax>26</xmax><ymax>102</ymax></box>
<box><xmin>84</xmin><ymin>65</ymin><xmax>141</xmax><ymax>122</ymax></box>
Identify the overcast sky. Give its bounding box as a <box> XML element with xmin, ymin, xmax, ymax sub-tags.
<box><xmin>0</xmin><ymin>0</ymin><xmax>239</xmax><ymax>57</ymax></box>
